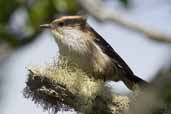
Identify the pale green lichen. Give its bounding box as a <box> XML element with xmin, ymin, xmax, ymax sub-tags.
<box><xmin>24</xmin><ymin>57</ymin><xmax>171</xmax><ymax>114</ymax></box>
<box><xmin>108</xmin><ymin>96</ymin><xmax>129</xmax><ymax>114</ymax></box>
<box><xmin>24</xmin><ymin>56</ymin><xmax>130</xmax><ymax>114</ymax></box>
<box><xmin>25</xmin><ymin>57</ymin><xmax>106</xmax><ymax>113</ymax></box>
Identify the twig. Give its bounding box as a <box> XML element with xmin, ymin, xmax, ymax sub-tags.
<box><xmin>78</xmin><ymin>0</ymin><xmax>171</xmax><ymax>43</ymax></box>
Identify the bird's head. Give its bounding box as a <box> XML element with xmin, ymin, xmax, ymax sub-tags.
<box><xmin>40</xmin><ymin>16</ymin><xmax>87</xmax><ymax>41</ymax></box>
<box><xmin>40</xmin><ymin>16</ymin><xmax>92</xmax><ymax>54</ymax></box>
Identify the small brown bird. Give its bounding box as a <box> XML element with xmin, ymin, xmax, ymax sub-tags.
<box><xmin>40</xmin><ymin>16</ymin><xmax>148</xmax><ymax>90</ymax></box>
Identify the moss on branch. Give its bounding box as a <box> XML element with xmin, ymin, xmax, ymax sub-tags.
<box><xmin>23</xmin><ymin>57</ymin><xmax>129</xmax><ymax>114</ymax></box>
<box><xmin>23</xmin><ymin>57</ymin><xmax>171</xmax><ymax>114</ymax></box>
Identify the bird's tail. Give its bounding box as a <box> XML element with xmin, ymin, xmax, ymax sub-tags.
<box><xmin>122</xmin><ymin>74</ymin><xmax>148</xmax><ymax>91</ymax></box>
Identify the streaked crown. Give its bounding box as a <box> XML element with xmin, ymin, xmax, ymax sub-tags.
<box><xmin>51</xmin><ymin>16</ymin><xmax>86</xmax><ymax>28</ymax></box>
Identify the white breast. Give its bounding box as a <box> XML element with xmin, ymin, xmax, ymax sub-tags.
<box><xmin>59</xmin><ymin>28</ymin><xmax>90</xmax><ymax>55</ymax></box>
<box><xmin>54</xmin><ymin>27</ymin><xmax>113</xmax><ymax>76</ymax></box>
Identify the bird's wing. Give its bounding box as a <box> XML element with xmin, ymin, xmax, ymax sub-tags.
<box><xmin>89</xmin><ymin>26</ymin><xmax>134</xmax><ymax>75</ymax></box>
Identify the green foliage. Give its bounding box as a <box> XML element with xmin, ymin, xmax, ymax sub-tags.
<box><xmin>162</xmin><ymin>83</ymin><xmax>171</xmax><ymax>104</ymax></box>
<box><xmin>27</xmin><ymin>0</ymin><xmax>55</xmax><ymax>29</ymax></box>
<box><xmin>0</xmin><ymin>0</ymin><xmax>130</xmax><ymax>48</ymax></box>
<box><xmin>0</xmin><ymin>0</ymin><xmax>79</xmax><ymax>48</ymax></box>
<box><xmin>0</xmin><ymin>0</ymin><xmax>19</xmax><ymax>23</ymax></box>
<box><xmin>52</xmin><ymin>0</ymin><xmax>79</xmax><ymax>14</ymax></box>
<box><xmin>118</xmin><ymin>0</ymin><xmax>130</xmax><ymax>8</ymax></box>
<box><xmin>64</xmin><ymin>0</ymin><xmax>79</xmax><ymax>14</ymax></box>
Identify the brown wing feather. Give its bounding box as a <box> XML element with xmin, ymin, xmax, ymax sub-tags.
<box><xmin>88</xmin><ymin>26</ymin><xmax>134</xmax><ymax>75</ymax></box>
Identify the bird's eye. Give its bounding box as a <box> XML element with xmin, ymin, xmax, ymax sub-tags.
<box><xmin>58</xmin><ymin>22</ymin><xmax>64</xmax><ymax>27</ymax></box>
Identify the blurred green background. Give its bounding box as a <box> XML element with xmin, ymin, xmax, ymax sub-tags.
<box><xmin>0</xmin><ymin>0</ymin><xmax>79</xmax><ymax>48</ymax></box>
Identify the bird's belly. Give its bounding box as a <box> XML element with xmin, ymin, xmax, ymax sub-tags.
<box><xmin>60</xmin><ymin>48</ymin><xmax>116</xmax><ymax>80</ymax></box>
<box><xmin>61</xmin><ymin>50</ymin><xmax>94</xmax><ymax>72</ymax></box>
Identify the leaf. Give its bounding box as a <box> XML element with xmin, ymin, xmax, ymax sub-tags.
<box><xmin>118</xmin><ymin>0</ymin><xmax>130</xmax><ymax>8</ymax></box>
<box><xmin>0</xmin><ymin>0</ymin><xmax>19</xmax><ymax>23</ymax></box>
<box><xmin>27</xmin><ymin>0</ymin><xmax>56</xmax><ymax>29</ymax></box>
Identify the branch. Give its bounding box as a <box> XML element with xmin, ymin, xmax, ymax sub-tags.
<box><xmin>78</xmin><ymin>0</ymin><xmax>171</xmax><ymax>43</ymax></box>
<box><xmin>23</xmin><ymin>61</ymin><xmax>129</xmax><ymax>114</ymax></box>
<box><xmin>128</xmin><ymin>69</ymin><xmax>171</xmax><ymax>114</ymax></box>
<box><xmin>23</xmin><ymin>58</ymin><xmax>170</xmax><ymax>114</ymax></box>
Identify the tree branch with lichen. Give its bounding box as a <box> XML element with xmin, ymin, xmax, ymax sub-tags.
<box><xmin>23</xmin><ymin>57</ymin><xmax>171</xmax><ymax>114</ymax></box>
<box><xmin>23</xmin><ymin>57</ymin><xmax>129</xmax><ymax>114</ymax></box>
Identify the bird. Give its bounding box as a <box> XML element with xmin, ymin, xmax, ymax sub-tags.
<box><xmin>40</xmin><ymin>15</ymin><xmax>148</xmax><ymax>91</ymax></box>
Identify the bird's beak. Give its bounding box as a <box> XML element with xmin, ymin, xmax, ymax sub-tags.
<box><xmin>40</xmin><ymin>24</ymin><xmax>51</xmax><ymax>29</ymax></box>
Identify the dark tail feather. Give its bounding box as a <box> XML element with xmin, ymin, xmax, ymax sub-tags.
<box><xmin>122</xmin><ymin>74</ymin><xmax>148</xmax><ymax>91</ymax></box>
